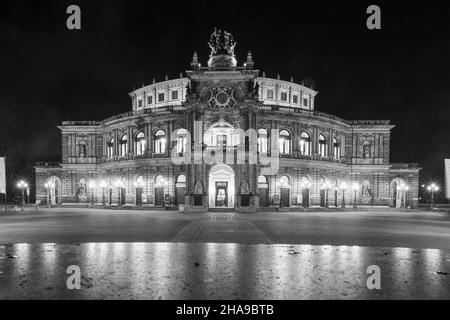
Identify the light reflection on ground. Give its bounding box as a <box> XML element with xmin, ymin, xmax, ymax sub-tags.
<box><xmin>0</xmin><ymin>243</ymin><xmax>449</xmax><ymax>299</ymax></box>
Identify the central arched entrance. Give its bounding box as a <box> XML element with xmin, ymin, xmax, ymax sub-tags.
<box><xmin>209</xmin><ymin>164</ymin><xmax>235</xmax><ymax>208</ymax></box>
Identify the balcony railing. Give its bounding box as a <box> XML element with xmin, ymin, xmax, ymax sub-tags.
<box><xmin>35</xmin><ymin>162</ymin><xmax>62</xmax><ymax>168</ymax></box>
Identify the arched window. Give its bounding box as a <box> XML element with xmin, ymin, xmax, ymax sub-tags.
<box><xmin>119</xmin><ymin>135</ymin><xmax>128</xmax><ymax>157</ymax></box>
<box><xmin>78</xmin><ymin>141</ymin><xmax>87</xmax><ymax>158</ymax></box>
<box><xmin>258</xmin><ymin>128</ymin><xmax>268</xmax><ymax>153</ymax></box>
<box><xmin>279</xmin><ymin>130</ymin><xmax>291</xmax><ymax>154</ymax></box>
<box><xmin>177</xmin><ymin>174</ymin><xmax>186</xmax><ymax>183</ymax></box>
<box><xmin>299</xmin><ymin>132</ymin><xmax>311</xmax><ymax>156</ymax></box>
<box><xmin>318</xmin><ymin>134</ymin><xmax>327</xmax><ymax>158</ymax></box>
<box><xmin>363</xmin><ymin>141</ymin><xmax>371</xmax><ymax>158</ymax></box>
<box><xmin>154</xmin><ymin>130</ymin><xmax>166</xmax><ymax>154</ymax></box>
<box><xmin>135</xmin><ymin>132</ymin><xmax>145</xmax><ymax>155</ymax></box>
<box><xmin>279</xmin><ymin>175</ymin><xmax>290</xmax><ymax>187</ymax></box>
<box><xmin>155</xmin><ymin>175</ymin><xmax>166</xmax><ymax>187</ymax></box>
<box><xmin>107</xmin><ymin>138</ymin><xmax>114</xmax><ymax>159</ymax></box>
<box><xmin>300</xmin><ymin>176</ymin><xmax>311</xmax><ymax>189</ymax></box>
<box><xmin>333</xmin><ymin>137</ymin><xmax>341</xmax><ymax>160</ymax></box>
<box><xmin>135</xmin><ymin>175</ymin><xmax>144</xmax><ymax>187</ymax></box>
<box><xmin>176</xmin><ymin>129</ymin><xmax>187</xmax><ymax>153</ymax></box>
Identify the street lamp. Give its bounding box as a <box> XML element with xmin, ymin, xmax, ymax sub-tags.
<box><xmin>44</xmin><ymin>181</ymin><xmax>55</xmax><ymax>208</ymax></box>
<box><xmin>135</xmin><ymin>177</ymin><xmax>144</xmax><ymax>206</ymax></box>
<box><xmin>324</xmin><ymin>181</ymin><xmax>331</xmax><ymax>208</ymax></box>
<box><xmin>88</xmin><ymin>180</ymin><xmax>96</xmax><ymax>205</ymax></box>
<box><xmin>352</xmin><ymin>182</ymin><xmax>360</xmax><ymax>209</ymax></box>
<box><xmin>340</xmin><ymin>182</ymin><xmax>348</xmax><ymax>208</ymax></box>
<box><xmin>426</xmin><ymin>183</ymin><xmax>439</xmax><ymax>209</ymax></box>
<box><xmin>398</xmin><ymin>184</ymin><xmax>410</xmax><ymax>208</ymax></box>
<box><xmin>17</xmin><ymin>180</ymin><xmax>28</xmax><ymax>208</ymax></box>
<box><xmin>100</xmin><ymin>180</ymin><xmax>107</xmax><ymax>206</ymax></box>
<box><xmin>115</xmin><ymin>179</ymin><xmax>124</xmax><ymax>206</ymax></box>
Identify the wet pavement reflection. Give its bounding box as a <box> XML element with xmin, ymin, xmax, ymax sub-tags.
<box><xmin>0</xmin><ymin>243</ymin><xmax>449</xmax><ymax>299</ymax></box>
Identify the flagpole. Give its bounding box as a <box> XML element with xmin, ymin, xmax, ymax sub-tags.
<box><xmin>4</xmin><ymin>156</ymin><xmax>7</xmax><ymax>212</ymax></box>
<box><xmin>2</xmin><ymin>156</ymin><xmax>6</xmax><ymax>212</ymax></box>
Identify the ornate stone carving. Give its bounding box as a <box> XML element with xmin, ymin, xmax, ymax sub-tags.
<box><xmin>206</xmin><ymin>87</ymin><xmax>236</xmax><ymax>109</ymax></box>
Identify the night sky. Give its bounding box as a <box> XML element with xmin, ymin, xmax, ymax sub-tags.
<box><xmin>1</xmin><ymin>1</ymin><xmax>450</xmax><ymax>197</ymax></box>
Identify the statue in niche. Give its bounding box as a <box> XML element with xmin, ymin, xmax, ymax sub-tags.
<box><xmin>186</xmin><ymin>83</ymin><xmax>191</xmax><ymax>97</ymax></box>
<box><xmin>240</xmin><ymin>180</ymin><xmax>250</xmax><ymax>195</ymax></box>
<box><xmin>253</xmin><ymin>82</ymin><xmax>260</xmax><ymax>97</ymax></box>
<box><xmin>194</xmin><ymin>180</ymin><xmax>204</xmax><ymax>194</ymax></box>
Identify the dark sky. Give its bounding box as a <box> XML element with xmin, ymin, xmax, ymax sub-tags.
<box><xmin>1</xmin><ymin>1</ymin><xmax>450</xmax><ymax>183</ymax></box>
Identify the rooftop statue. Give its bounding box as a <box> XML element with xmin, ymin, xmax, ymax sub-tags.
<box><xmin>208</xmin><ymin>28</ymin><xmax>237</xmax><ymax>58</ymax></box>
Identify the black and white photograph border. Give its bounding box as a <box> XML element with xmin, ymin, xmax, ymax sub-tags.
<box><xmin>0</xmin><ymin>0</ymin><xmax>450</xmax><ymax>307</ymax></box>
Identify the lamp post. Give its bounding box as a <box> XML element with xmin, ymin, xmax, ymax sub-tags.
<box><xmin>44</xmin><ymin>181</ymin><xmax>55</xmax><ymax>208</ymax></box>
<box><xmin>398</xmin><ymin>184</ymin><xmax>409</xmax><ymax>208</ymax></box>
<box><xmin>135</xmin><ymin>177</ymin><xmax>144</xmax><ymax>206</ymax></box>
<box><xmin>340</xmin><ymin>182</ymin><xmax>347</xmax><ymax>208</ymax></box>
<box><xmin>100</xmin><ymin>180</ymin><xmax>107</xmax><ymax>206</ymax></box>
<box><xmin>44</xmin><ymin>182</ymin><xmax>50</xmax><ymax>207</ymax></box>
<box><xmin>88</xmin><ymin>180</ymin><xmax>95</xmax><ymax>206</ymax></box>
<box><xmin>115</xmin><ymin>180</ymin><xmax>124</xmax><ymax>206</ymax></box>
<box><xmin>17</xmin><ymin>180</ymin><xmax>28</xmax><ymax>209</ymax></box>
<box><xmin>324</xmin><ymin>181</ymin><xmax>331</xmax><ymax>208</ymax></box>
<box><xmin>352</xmin><ymin>182</ymin><xmax>359</xmax><ymax>209</ymax></box>
<box><xmin>427</xmin><ymin>183</ymin><xmax>439</xmax><ymax>209</ymax></box>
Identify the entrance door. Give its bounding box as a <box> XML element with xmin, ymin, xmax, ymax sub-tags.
<box><xmin>136</xmin><ymin>187</ymin><xmax>143</xmax><ymax>206</ymax></box>
<box><xmin>302</xmin><ymin>189</ymin><xmax>310</xmax><ymax>208</ymax></box>
<box><xmin>155</xmin><ymin>187</ymin><xmax>164</xmax><ymax>206</ymax></box>
<box><xmin>280</xmin><ymin>188</ymin><xmax>290</xmax><ymax>207</ymax></box>
<box><xmin>334</xmin><ymin>190</ymin><xmax>338</xmax><ymax>207</ymax></box>
<box><xmin>215</xmin><ymin>182</ymin><xmax>228</xmax><ymax>207</ymax></box>
<box><xmin>258</xmin><ymin>188</ymin><xmax>269</xmax><ymax>207</ymax></box>
<box><xmin>320</xmin><ymin>189</ymin><xmax>326</xmax><ymax>207</ymax></box>
<box><xmin>120</xmin><ymin>188</ymin><xmax>126</xmax><ymax>206</ymax></box>
<box><xmin>176</xmin><ymin>187</ymin><xmax>185</xmax><ymax>205</ymax></box>
<box><xmin>109</xmin><ymin>189</ymin><xmax>113</xmax><ymax>205</ymax></box>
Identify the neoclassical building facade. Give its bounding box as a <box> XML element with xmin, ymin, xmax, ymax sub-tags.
<box><xmin>35</xmin><ymin>30</ymin><xmax>420</xmax><ymax>212</ymax></box>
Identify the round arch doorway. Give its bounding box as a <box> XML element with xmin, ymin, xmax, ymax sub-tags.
<box><xmin>209</xmin><ymin>164</ymin><xmax>235</xmax><ymax>208</ymax></box>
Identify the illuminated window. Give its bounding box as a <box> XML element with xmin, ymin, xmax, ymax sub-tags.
<box><xmin>119</xmin><ymin>135</ymin><xmax>128</xmax><ymax>157</ymax></box>
<box><xmin>266</xmin><ymin>89</ymin><xmax>274</xmax><ymax>99</ymax></box>
<box><xmin>299</xmin><ymin>132</ymin><xmax>311</xmax><ymax>156</ymax></box>
<box><xmin>107</xmin><ymin>138</ymin><xmax>114</xmax><ymax>159</ymax></box>
<box><xmin>258</xmin><ymin>128</ymin><xmax>268</xmax><ymax>153</ymax></box>
<box><xmin>176</xmin><ymin>128</ymin><xmax>187</xmax><ymax>153</ymax></box>
<box><xmin>363</xmin><ymin>141</ymin><xmax>371</xmax><ymax>158</ymax></box>
<box><xmin>154</xmin><ymin>130</ymin><xmax>166</xmax><ymax>153</ymax></box>
<box><xmin>135</xmin><ymin>132</ymin><xmax>146</xmax><ymax>155</ymax></box>
<box><xmin>318</xmin><ymin>134</ymin><xmax>327</xmax><ymax>158</ymax></box>
<box><xmin>279</xmin><ymin>130</ymin><xmax>291</xmax><ymax>154</ymax></box>
<box><xmin>333</xmin><ymin>138</ymin><xmax>341</xmax><ymax>160</ymax></box>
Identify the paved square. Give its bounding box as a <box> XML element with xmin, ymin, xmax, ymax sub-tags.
<box><xmin>1</xmin><ymin>208</ymin><xmax>449</xmax><ymax>299</ymax></box>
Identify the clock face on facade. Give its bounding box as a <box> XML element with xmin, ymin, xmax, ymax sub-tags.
<box><xmin>207</xmin><ymin>87</ymin><xmax>236</xmax><ymax>109</ymax></box>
